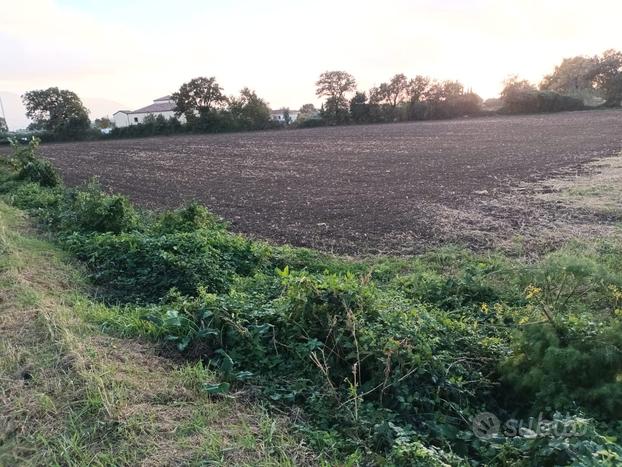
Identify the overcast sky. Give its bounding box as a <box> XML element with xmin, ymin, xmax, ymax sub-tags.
<box><xmin>2</xmin><ymin>0</ymin><xmax>622</xmax><ymax>123</ymax></box>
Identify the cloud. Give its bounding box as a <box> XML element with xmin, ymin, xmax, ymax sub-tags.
<box><xmin>1</xmin><ymin>0</ymin><xmax>622</xmax><ymax>117</ymax></box>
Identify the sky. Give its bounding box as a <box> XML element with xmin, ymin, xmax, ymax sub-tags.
<box><xmin>2</xmin><ymin>0</ymin><xmax>622</xmax><ymax>129</ymax></box>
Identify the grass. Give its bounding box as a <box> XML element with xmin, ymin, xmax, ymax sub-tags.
<box><xmin>0</xmin><ymin>201</ymin><xmax>315</xmax><ymax>466</ymax></box>
<box><xmin>540</xmin><ymin>152</ymin><xmax>622</xmax><ymax>216</ymax></box>
<box><xmin>3</xmin><ymin>143</ymin><xmax>622</xmax><ymax>465</ymax></box>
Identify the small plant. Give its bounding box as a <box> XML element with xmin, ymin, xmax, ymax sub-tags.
<box><xmin>10</xmin><ymin>137</ymin><xmax>61</xmax><ymax>187</ymax></box>
<box><xmin>57</xmin><ymin>180</ymin><xmax>139</xmax><ymax>234</ymax></box>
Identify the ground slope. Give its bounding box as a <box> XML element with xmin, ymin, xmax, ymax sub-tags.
<box><xmin>0</xmin><ymin>202</ymin><xmax>313</xmax><ymax>466</ymax></box>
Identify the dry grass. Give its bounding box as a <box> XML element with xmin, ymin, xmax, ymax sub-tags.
<box><xmin>0</xmin><ymin>202</ymin><xmax>316</xmax><ymax>466</ymax></box>
<box><xmin>418</xmin><ymin>151</ymin><xmax>622</xmax><ymax>257</ymax></box>
<box><xmin>538</xmin><ymin>153</ymin><xmax>622</xmax><ymax>214</ymax></box>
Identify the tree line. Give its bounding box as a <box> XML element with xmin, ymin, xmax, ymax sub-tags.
<box><xmin>316</xmin><ymin>71</ymin><xmax>484</xmax><ymax>125</ymax></box>
<box><xmin>4</xmin><ymin>49</ymin><xmax>621</xmax><ymax>141</ymax></box>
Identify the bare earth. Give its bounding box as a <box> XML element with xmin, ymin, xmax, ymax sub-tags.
<box><xmin>37</xmin><ymin>110</ymin><xmax>622</xmax><ymax>255</ymax></box>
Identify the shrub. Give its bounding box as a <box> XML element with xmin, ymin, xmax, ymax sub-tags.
<box><xmin>141</xmin><ymin>268</ymin><xmax>500</xmax><ymax>458</ymax></box>
<box><xmin>502</xmin><ymin>90</ymin><xmax>584</xmax><ymax>114</ymax></box>
<box><xmin>151</xmin><ymin>202</ymin><xmax>221</xmax><ymax>234</ymax></box>
<box><xmin>16</xmin><ymin>158</ymin><xmax>61</xmax><ymax>187</ymax></box>
<box><xmin>64</xmin><ymin>231</ymin><xmax>234</xmax><ymax>302</ymax></box>
<box><xmin>56</xmin><ymin>181</ymin><xmax>139</xmax><ymax>234</ymax></box>
<box><xmin>10</xmin><ymin>137</ymin><xmax>61</xmax><ymax>187</ymax></box>
<box><xmin>501</xmin><ymin>318</ymin><xmax>622</xmax><ymax>421</ymax></box>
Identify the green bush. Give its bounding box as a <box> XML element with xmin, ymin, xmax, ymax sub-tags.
<box><xmin>64</xmin><ymin>230</ymin><xmax>255</xmax><ymax>303</ymax></box>
<box><xmin>502</xmin><ymin>90</ymin><xmax>585</xmax><ymax>114</ymax></box>
<box><xmin>139</xmin><ymin>268</ymin><xmax>500</xmax><ymax>458</ymax></box>
<box><xmin>16</xmin><ymin>158</ymin><xmax>61</xmax><ymax>187</ymax></box>
<box><xmin>55</xmin><ymin>181</ymin><xmax>139</xmax><ymax>234</ymax></box>
<box><xmin>9</xmin><ymin>137</ymin><xmax>61</xmax><ymax>187</ymax></box>
<box><xmin>151</xmin><ymin>202</ymin><xmax>221</xmax><ymax>234</ymax></box>
<box><xmin>502</xmin><ymin>319</ymin><xmax>622</xmax><ymax>421</ymax></box>
<box><xmin>6</xmin><ymin>182</ymin><xmax>63</xmax><ymax>211</ymax></box>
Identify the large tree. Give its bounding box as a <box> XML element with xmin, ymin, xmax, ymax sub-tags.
<box><xmin>228</xmin><ymin>88</ymin><xmax>271</xmax><ymax>130</ymax></box>
<box><xmin>540</xmin><ymin>50</ymin><xmax>622</xmax><ymax>106</ymax></box>
<box><xmin>426</xmin><ymin>80</ymin><xmax>465</xmax><ymax>102</ymax></box>
<box><xmin>500</xmin><ymin>76</ymin><xmax>537</xmax><ymax>113</ymax></box>
<box><xmin>385</xmin><ymin>73</ymin><xmax>409</xmax><ymax>109</ymax></box>
<box><xmin>172</xmin><ymin>77</ymin><xmax>227</xmax><ymax>120</ymax></box>
<box><xmin>594</xmin><ymin>49</ymin><xmax>622</xmax><ymax>106</ymax></box>
<box><xmin>370</xmin><ymin>74</ymin><xmax>410</xmax><ymax>109</ymax></box>
<box><xmin>407</xmin><ymin>75</ymin><xmax>432</xmax><ymax>103</ymax></box>
<box><xmin>500</xmin><ymin>76</ymin><xmax>535</xmax><ymax>99</ymax></box>
<box><xmin>315</xmin><ymin>71</ymin><xmax>356</xmax><ymax>123</ymax></box>
<box><xmin>540</xmin><ymin>56</ymin><xmax>600</xmax><ymax>97</ymax></box>
<box><xmin>22</xmin><ymin>87</ymin><xmax>90</xmax><ymax>134</ymax></box>
<box><xmin>0</xmin><ymin>117</ymin><xmax>7</xmax><ymax>133</ymax></box>
<box><xmin>368</xmin><ymin>82</ymin><xmax>390</xmax><ymax>105</ymax></box>
<box><xmin>349</xmin><ymin>92</ymin><xmax>370</xmax><ymax>123</ymax></box>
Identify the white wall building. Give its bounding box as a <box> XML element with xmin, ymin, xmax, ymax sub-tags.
<box><xmin>113</xmin><ymin>96</ymin><xmax>185</xmax><ymax>128</ymax></box>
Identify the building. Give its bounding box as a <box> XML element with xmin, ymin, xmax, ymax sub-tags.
<box><xmin>113</xmin><ymin>96</ymin><xmax>185</xmax><ymax>128</ymax></box>
<box><xmin>270</xmin><ymin>109</ymin><xmax>299</xmax><ymax>124</ymax></box>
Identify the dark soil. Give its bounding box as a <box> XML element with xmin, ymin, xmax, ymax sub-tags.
<box><xmin>38</xmin><ymin>110</ymin><xmax>622</xmax><ymax>254</ymax></box>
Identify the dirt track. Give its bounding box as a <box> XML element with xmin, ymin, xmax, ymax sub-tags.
<box><xmin>38</xmin><ymin>110</ymin><xmax>622</xmax><ymax>254</ymax></box>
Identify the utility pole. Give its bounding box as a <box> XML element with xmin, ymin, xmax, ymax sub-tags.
<box><xmin>0</xmin><ymin>95</ymin><xmax>6</xmax><ymax>131</ymax></box>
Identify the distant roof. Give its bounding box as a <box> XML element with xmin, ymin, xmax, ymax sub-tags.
<box><xmin>130</xmin><ymin>101</ymin><xmax>176</xmax><ymax>114</ymax></box>
<box><xmin>114</xmin><ymin>96</ymin><xmax>176</xmax><ymax>115</ymax></box>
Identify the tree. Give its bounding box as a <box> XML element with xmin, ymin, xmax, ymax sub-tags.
<box><xmin>283</xmin><ymin>108</ymin><xmax>292</xmax><ymax>125</ymax></box>
<box><xmin>407</xmin><ymin>75</ymin><xmax>432</xmax><ymax>103</ymax></box>
<box><xmin>367</xmin><ymin>74</ymin><xmax>408</xmax><ymax>121</ymax></box>
<box><xmin>500</xmin><ymin>76</ymin><xmax>537</xmax><ymax>113</ymax></box>
<box><xmin>315</xmin><ymin>71</ymin><xmax>357</xmax><ymax>124</ymax></box>
<box><xmin>441</xmin><ymin>81</ymin><xmax>465</xmax><ymax>99</ymax></box>
<box><xmin>228</xmin><ymin>88</ymin><xmax>271</xmax><ymax>130</ymax></box>
<box><xmin>594</xmin><ymin>49</ymin><xmax>622</xmax><ymax>106</ymax></box>
<box><xmin>385</xmin><ymin>73</ymin><xmax>409</xmax><ymax>110</ymax></box>
<box><xmin>500</xmin><ymin>76</ymin><xmax>582</xmax><ymax>114</ymax></box>
<box><xmin>0</xmin><ymin>117</ymin><xmax>7</xmax><ymax>133</ymax></box>
<box><xmin>172</xmin><ymin>77</ymin><xmax>227</xmax><ymax>121</ymax></box>
<box><xmin>93</xmin><ymin>116</ymin><xmax>113</xmax><ymax>129</ymax></box>
<box><xmin>540</xmin><ymin>50</ymin><xmax>622</xmax><ymax>107</ymax></box>
<box><xmin>500</xmin><ymin>76</ymin><xmax>536</xmax><ymax>102</ymax></box>
<box><xmin>368</xmin><ymin>82</ymin><xmax>390</xmax><ymax>105</ymax></box>
<box><xmin>22</xmin><ymin>87</ymin><xmax>90</xmax><ymax>136</ymax></box>
<box><xmin>297</xmin><ymin>104</ymin><xmax>320</xmax><ymax>123</ymax></box>
<box><xmin>540</xmin><ymin>56</ymin><xmax>600</xmax><ymax>98</ymax></box>
<box><xmin>349</xmin><ymin>92</ymin><xmax>370</xmax><ymax>123</ymax></box>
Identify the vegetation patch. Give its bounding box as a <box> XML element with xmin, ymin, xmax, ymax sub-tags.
<box><xmin>1</xmin><ymin>141</ymin><xmax>622</xmax><ymax>465</ymax></box>
<box><xmin>0</xmin><ymin>199</ymin><xmax>314</xmax><ymax>466</ymax></box>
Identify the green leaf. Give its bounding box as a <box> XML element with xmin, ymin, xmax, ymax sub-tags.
<box><xmin>235</xmin><ymin>371</ymin><xmax>254</xmax><ymax>381</ymax></box>
<box><xmin>141</xmin><ymin>314</ymin><xmax>162</xmax><ymax>326</ymax></box>
<box><xmin>177</xmin><ymin>335</ymin><xmax>192</xmax><ymax>351</ymax></box>
<box><xmin>216</xmin><ymin>350</ymin><xmax>234</xmax><ymax>373</ymax></box>
<box><xmin>203</xmin><ymin>382</ymin><xmax>230</xmax><ymax>395</ymax></box>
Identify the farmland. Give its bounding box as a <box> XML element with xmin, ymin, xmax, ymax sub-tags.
<box><xmin>38</xmin><ymin>110</ymin><xmax>622</xmax><ymax>254</ymax></box>
<box><xmin>3</xmin><ymin>111</ymin><xmax>622</xmax><ymax>465</ymax></box>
